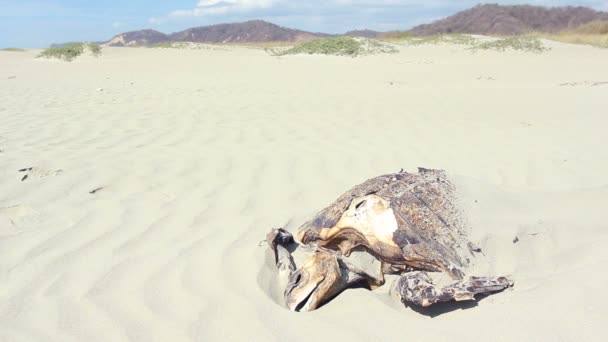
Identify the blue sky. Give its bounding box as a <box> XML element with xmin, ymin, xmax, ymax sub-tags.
<box><xmin>1</xmin><ymin>0</ymin><xmax>607</xmax><ymax>47</ymax></box>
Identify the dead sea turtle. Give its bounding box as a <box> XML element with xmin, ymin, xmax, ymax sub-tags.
<box><xmin>266</xmin><ymin>168</ymin><xmax>512</xmax><ymax>311</ymax></box>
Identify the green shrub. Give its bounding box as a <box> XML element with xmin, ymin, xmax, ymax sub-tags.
<box><xmin>0</xmin><ymin>47</ymin><xmax>26</xmax><ymax>52</ymax></box>
<box><xmin>38</xmin><ymin>42</ymin><xmax>102</xmax><ymax>61</ymax></box>
<box><xmin>87</xmin><ymin>43</ymin><xmax>102</xmax><ymax>56</ymax></box>
<box><xmin>271</xmin><ymin>36</ymin><xmax>397</xmax><ymax>57</ymax></box>
<box><xmin>471</xmin><ymin>36</ymin><xmax>549</xmax><ymax>53</ymax></box>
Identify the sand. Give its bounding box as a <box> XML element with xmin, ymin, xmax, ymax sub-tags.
<box><xmin>1</xmin><ymin>41</ymin><xmax>607</xmax><ymax>341</ymax></box>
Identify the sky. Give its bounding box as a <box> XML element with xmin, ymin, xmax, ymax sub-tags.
<box><xmin>1</xmin><ymin>0</ymin><xmax>608</xmax><ymax>48</ymax></box>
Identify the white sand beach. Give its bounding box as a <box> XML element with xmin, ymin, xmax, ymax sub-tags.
<box><xmin>1</xmin><ymin>41</ymin><xmax>607</xmax><ymax>341</ymax></box>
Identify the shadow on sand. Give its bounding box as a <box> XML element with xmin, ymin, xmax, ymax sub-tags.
<box><xmin>405</xmin><ymin>293</ymin><xmax>492</xmax><ymax>317</ymax></box>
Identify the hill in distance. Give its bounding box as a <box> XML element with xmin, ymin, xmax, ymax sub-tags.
<box><xmin>408</xmin><ymin>3</ymin><xmax>608</xmax><ymax>36</ymax></box>
<box><xmin>344</xmin><ymin>29</ymin><xmax>382</xmax><ymax>38</ymax></box>
<box><xmin>106</xmin><ymin>20</ymin><xmax>329</xmax><ymax>46</ymax></box>
<box><xmin>105</xmin><ymin>29</ymin><xmax>169</xmax><ymax>47</ymax></box>
<box><xmin>100</xmin><ymin>4</ymin><xmax>608</xmax><ymax>47</ymax></box>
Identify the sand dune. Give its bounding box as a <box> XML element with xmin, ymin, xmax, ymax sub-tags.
<box><xmin>1</xmin><ymin>41</ymin><xmax>607</xmax><ymax>341</ymax></box>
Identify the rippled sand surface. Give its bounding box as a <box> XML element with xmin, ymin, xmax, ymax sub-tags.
<box><xmin>1</xmin><ymin>42</ymin><xmax>607</xmax><ymax>341</ymax></box>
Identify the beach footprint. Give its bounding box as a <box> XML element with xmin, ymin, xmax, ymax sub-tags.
<box><xmin>0</xmin><ymin>205</ymin><xmax>42</xmax><ymax>235</ymax></box>
<box><xmin>18</xmin><ymin>167</ymin><xmax>63</xmax><ymax>181</ymax></box>
<box><xmin>0</xmin><ymin>204</ymin><xmax>72</xmax><ymax>237</ymax></box>
<box><xmin>559</xmin><ymin>81</ymin><xmax>608</xmax><ymax>87</ymax></box>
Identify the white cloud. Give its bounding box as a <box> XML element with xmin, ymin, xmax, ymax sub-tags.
<box><xmin>112</xmin><ymin>21</ymin><xmax>127</xmax><ymax>28</ymax></box>
<box><xmin>147</xmin><ymin>0</ymin><xmax>281</xmax><ymax>24</ymax></box>
<box><xmin>198</xmin><ymin>0</ymin><xmax>276</xmax><ymax>6</ymax></box>
<box><xmin>171</xmin><ymin>0</ymin><xmax>279</xmax><ymax>17</ymax></box>
<box><xmin>148</xmin><ymin>17</ymin><xmax>166</xmax><ymax>25</ymax></box>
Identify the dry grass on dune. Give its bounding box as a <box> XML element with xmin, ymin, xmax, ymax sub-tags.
<box><xmin>568</xmin><ymin>20</ymin><xmax>608</xmax><ymax>35</ymax></box>
<box><xmin>543</xmin><ymin>20</ymin><xmax>608</xmax><ymax>48</ymax></box>
<box><xmin>546</xmin><ymin>34</ymin><xmax>608</xmax><ymax>48</ymax></box>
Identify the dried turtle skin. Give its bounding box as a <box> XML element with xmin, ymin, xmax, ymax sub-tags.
<box><xmin>268</xmin><ymin>168</ymin><xmax>513</xmax><ymax>311</ymax></box>
<box><xmin>296</xmin><ymin>168</ymin><xmax>472</xmax><ymax>279</ymax></box>
<box><xmin>397</xmin><ymin>271</ymin><xmax>512</xmax><ymax>307</ymax></box>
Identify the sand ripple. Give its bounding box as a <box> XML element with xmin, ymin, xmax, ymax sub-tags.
<box><xmin>1</xmin><ymin>45</ymin><xmax>608</xmax><ymax>341</ymax></box>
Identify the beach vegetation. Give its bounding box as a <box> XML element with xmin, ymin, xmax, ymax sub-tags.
<box><xmin>38</xmin><ymin>42</ymin><xmax>102</xmax><ymax>61</ymax></box>
<box><xmin>268</xmin><ymin>36</ymin><xmax>397</xmax><ymax>57</ymax></box>
<box><xmin>385</xmin><ymin>33</ymin><xmax>478</xmax><ymax>46</ymax></box>
<box><xmin>541</xmin><ymin>21</ymin><xmax>608</xmax><ymax>48</ymax></box>
<box><xmin>470</xmin><ymin>35</ymin><xmax>549</xmax><ymax>53</ymax></box>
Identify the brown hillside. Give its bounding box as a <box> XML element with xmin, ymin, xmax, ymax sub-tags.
<box><xmin>106</xmin><ymin>20</ymin><xmax>327</xmax><ymax>46</ymax></box>
<box><xmin>106</xmin><ymin>29</ymin><xmax>169</xmax><ymax>47</ymax></box>
<box><xmin>409</xmin><ymin>4</ymin><xmax>608</xmax><ymax>35</ymax></box>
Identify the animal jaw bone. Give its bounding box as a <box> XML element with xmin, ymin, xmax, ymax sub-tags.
<box><xmin>284</xmin><ymin>250</ymin><xmax>341</xmax><ymax>312</ymax></box>
<box><xmin>267</xmin><ymin>228</ymin><xmax>384</xmax><ymax>312</ymax></box>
